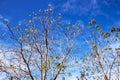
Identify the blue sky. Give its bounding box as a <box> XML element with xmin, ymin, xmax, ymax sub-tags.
<box><xmin>0</xmin><ymin>0</ymin><xmax>120</xmax><ymax>62</ymax></box>
<box><xmin>0</xmin><ymin>0</ymin><xmax>120</xmax><ymax>60</ymax></box>
<box><xmin>0</xmin><ymin>0</ymin><xmax>120</xmax><ymax>80</ymax></box>
<box><xmin>0</xmin><ymin>0</ymin><xmax>120</xmax><ymax>29</ymax></box>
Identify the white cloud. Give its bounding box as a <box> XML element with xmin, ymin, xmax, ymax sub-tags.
<box><xmin>92</xmin><ymin>0</ymin><xmax>97</xmax><ymax>4</ymax></box>
<box><xmin>0</xmin><ymin>15</ymin><xmax>3</xmax><ymax>19</ymax></box>
<box><xmin>0</xmin><ymin>21</ymin><xmax>6</xmax><ymax>28</ymax></box>
<box><xmin>61</xmin><ymin>0</ymin><xmax>109</xmax><ymax>17</ymax></box>
<box><xmin>62</xmin><ymin>0</ymin><xmax>99</xmax><ymax>15</ymax></box>
<box><xmin>0</xmin><ymin>15</ymin><xmax>9</xmax><ymax>30</ymax></box>
<box><xmin>114</xmin><ymin>21</ymin><xmax>120</xmax><ymax>26</ymax></box>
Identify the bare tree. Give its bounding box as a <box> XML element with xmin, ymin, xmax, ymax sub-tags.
<box><xmin>77</xmin><ymin>19</ymin><xmax>120</xmax><ymax>80</ymax></box>
<box><xmin>0</xmin><ymin>5</ymin><xmax>81</xmax><ymax>80</ymax></box>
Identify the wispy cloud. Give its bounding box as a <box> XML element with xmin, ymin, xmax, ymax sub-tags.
<box><xmin>113</xmin><ymin>21</ymin><xmax>120</xmax><ymax>26</ymax></box>
<box><xmin>61</xmin><ymin>0</ymin><xmax>109</xmax><ymax>17</ymax></box>
<box><xmin>0</xmin><ymin>15</ymin><xmax>3</xmax><ymax>19</ymax></box>
<box><xmin>62</xmin><ymin>0</ymin><xmax>98</xmax><ymax>15</ymax></box>
<box><xmin>0</xmin><ymin>15</ymin><xmax>9</xmax><ymax>29</ymax></box>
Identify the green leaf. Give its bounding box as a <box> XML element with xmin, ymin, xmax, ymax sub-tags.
<box><xmin>103</xmin><ymin>32</ymin><xmax>110</xmax><ymax>38</ymax></box>
<box><xmin>115</xmin><ymin>48</ymin><xmax>120</xmax><ymax>50</ymax></box>
<box><xmin>55</xmin><ymin>56</ymin><xmax>60</xmax><ymax>59</ymax></box>
<box><xmin>26</xmin><ymin>34</ymin><xmax>31</xmax><ymax>37</ymax></box>
<box><xmin>89</xmin><ymin>19</ymin><xmax>96</xmax><ymax>25</ymax></box>
<box><xmin>89</xmin><ymin>41</ymin><xmax>95</xmax><ymax>45</ymax></box>
<box><xmin>68</xmin><ymin>72</ymin><xmax>72</xmax><ymax>76</ymax></box>
<box><xmin>19</xmin><ymin>36</ymin><xmax>24</xmax><ymax>40</ymax></box>
<box><xmin>110</xmin><ymin>27</ymin><xmax>115</xmax><ymax>32</ymax></box>
<box><xmin>95</xmin><ymin>24</ymin><xmax>100</xmax><ymax>28</ymax></box>
<box><xmin>62</xmin><ymin>77</ymin><xmax>65</xmax><ymax>80</ymax></box>
<box><xmin>30</xmin><ymin>28</ymin><xmax>34</xmax><ymax>32</ymax></box>
<box><xmin>88</xmin><ymin>22</ymin><xmax>92</xmax><ymax>25</ymax></box>
<box><xmin>117</xmin><ymin>28</ymin><xmax>120</xmax><ymax>32</ymax></box>
<box><xmin>41</xmin><ymin>63</ymin><xmax>47</xmax><ymax>70</ymax></box>
<box><xmin>91</xmin><ymin>19</ymin><xmax>96</xmax><ymax>24</ymax></box>
<box><xmin>10</xmin><ymin>65</ymin><xmax>15</xmax><ymax>69</ymax></box>
<box><xmin>62</xmin><ymin>65</ymin><xmax>67</xmax><ymax>69</ymax></box>
<box><xmin>48</xmin><ymin>4</ymin><xmax>52</xmax><ymax>7</ymax></box>
<box><xmin>25</xmin><ymin>28</ymin><xmax>29</xmax><ymax>32</ymax></box>
<box><xmin>56</xmin><ymin>63</ymin><xmax>61</xmax><ymax>69</ymax></box>
<box><xmin>49</xmin><ymin>56</ymin><xmax>53</xmax><ymax>61</ymax></box>
<box><xmin>41</xmin><ymin>67</ymin><xmax>47</xmax><ymax>71</ymax></box>
<box><xmin>75</xmin><ymin>60</ymin><xmax>78</xmax><ymax>63</ymax></box>
<box><xmin>29</xmin><ymin>20</ymin><xmax>32</xmax><ymax>23</ymax></box>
